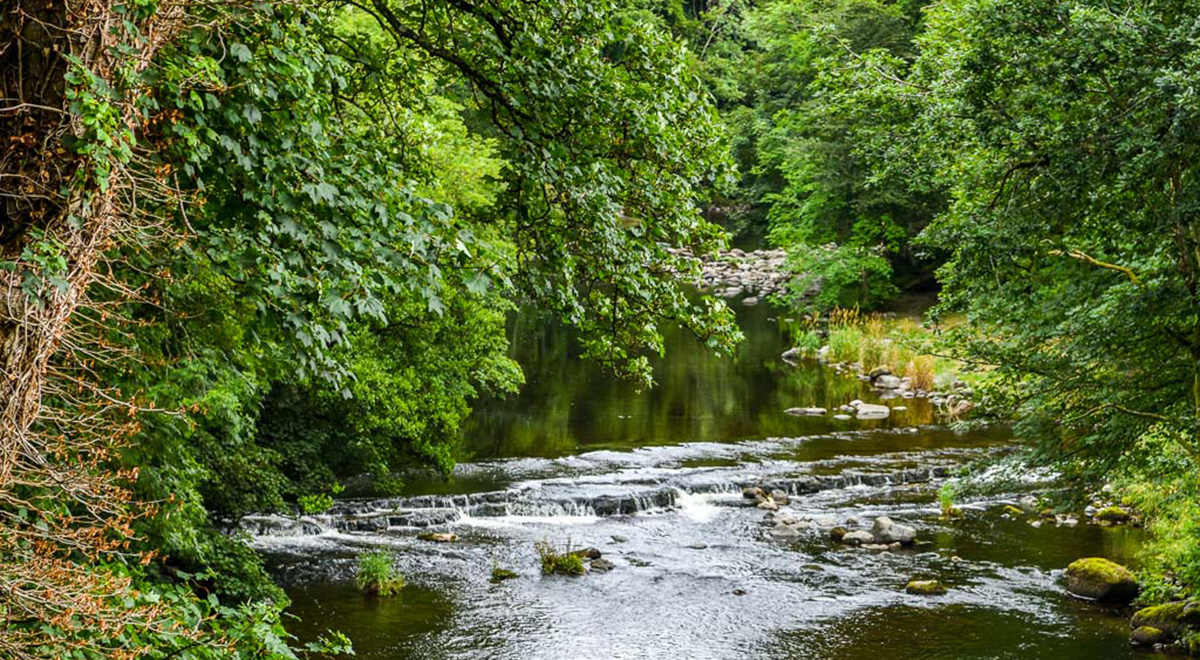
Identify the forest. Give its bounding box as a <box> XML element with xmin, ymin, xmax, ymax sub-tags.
<box><xmin>3</xmin><ymin>0</ymin><xmax>1200</xmax><ymax>657</ymax></box>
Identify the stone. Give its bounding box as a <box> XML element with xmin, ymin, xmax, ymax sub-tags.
<box><xmin>868</xmin><ymin>366</ymin><xmax>892</xmax><ymax>380</ymax></box>
<box><xmin>842</xmin><ymin>530</ymin><xmax>874</xmax><ymax>546</ymax></box>
<box><xmin>770</xmin><ymin>489</ymin><xmax>790</xmax><ymax>506</ymax></box>
<box><xmin>742</xmin><ymin>486</ymin><xmax>766</xmax><ymax>500</ymax></box>
<box><xmin>785</xmin><ymin>407</ymin><xmax>827</xmax><ymax>416</ymax></box>
<box><xmin>875</xmin><ymin>375</ymin><xmax>903</xmax><ymax>389</ymax></box>
<box><xmin>589</xmin><ymin>558</ymin><xmax>615</xmax><ymax>573</ymax></box>
<box><xmin>416</xmin><ymin>532</ymin><xmax>457</xmax><ymax>543</ymax></box>
<box><xmin>732</xmin><ymin>588</ymin><xmax>748</xmax><ymax>596</ymax></box>
<box><xmin>1002</xmin><ymin>505</ymin><xmax>1025</xmax><ymax>517</ymax></box>
<box><xmin>1131</xmin><ymin>601</ymin><xmax>1200</xmax><ymax>636</ymax></box>
<box><xmin>757</xmin><ymin>499</ymin><xmax>779</xmax><ymax>511</ymax></box>
<box><xmin>1065</xmin><ymin>558</ymin><xmax>1139</xmax><ymax>603</ymax></box>
<box><xmin>855</xmin><ymin>403</ymin><xmax>890</xmax><ymax>419</ymax></box>
<box><xmin>569</xmin><ymin>547</ymin><xmax>603</xmax><ymax>560</ymax></box>
<box><xmin>743</xmin><ymin>297</ymin><xmax>760</xmax><ymax>306</ymax></box>
<box><xmin>770</xmin><ymin>524</ymin><xmax>801</xmax><ymax>538</ymax></box>
<box><xmin>1129</xmin><ymin>626</ymin><xmax>1170</xmax><ymax>647</ymax></box>
<box><xmin>834</xmin><ymin>414</ymin><xmax>852</xmax><ymax>421</ymax></box>
<box><xmin>829</xmin><ymin>526</ymin><xmax>847</xmax><ymax>542</ymax></box>
<box><xmin>1094</xmin><ymin>506</ymin><xmax>1132</xmax><ymax>523</ymax></box>
<box><xmin>610</xmin><ymin>535</ymin><xmax>628</xmax><ymax>543</ymax></box>
<box><xmin>781</xmin><ymin>347</ymin><xmax>802</xmax><ymax>362</ymax></box>
<box><xmin>905</xmin><ymin>580</ymin><xmax>947</xmax><ymax>596</ymax></box>
<box><xmin>871</xmin><ymin>517</ymin><xmax>917</xmax><ymax>545</ymax></box>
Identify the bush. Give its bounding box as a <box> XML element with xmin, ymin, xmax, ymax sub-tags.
<box><xmin>535</xmin><ymin>542</ymin><xmax>586</xmax><ymax>576</ymax></box>
<box><xmin>780</xmin><ymin>244</ymin><xmax>897</xmax><ymax>311</ymax></box>
<box><xmin>356</xmin><ymin>551</ymin><xmax>405</xmax><ymax>596</ymax></box>
<box><xmin>827</xmin><ymin>325</ymin><xmax>864</xmax><ymax>364</ymax></box>
<box><xmin>904</xmin><ymin>355</ymin><xmax>937</xmax><ymax>391</ymax></box>
<box><xmin>490</xmin><ymin>567</ymin><xmax>519</xmax><ymax>582</ymax></box>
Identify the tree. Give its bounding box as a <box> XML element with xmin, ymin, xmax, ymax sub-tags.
<box><xmin>849</xmin><ymin>0</ymin><xmax>1200</xmax><ymax>473</ymax></box>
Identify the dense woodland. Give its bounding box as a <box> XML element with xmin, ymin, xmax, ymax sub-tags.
<box><xmin>4</xmin><ymin>0</ymin><xmax>1200</xmax><ymax>656</ymax></box>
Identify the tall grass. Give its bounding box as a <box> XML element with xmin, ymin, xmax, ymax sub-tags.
<box><xmin>356</xmin><ymin>550</ymin><xmax>405</xmax><ymax>596</ymax></box>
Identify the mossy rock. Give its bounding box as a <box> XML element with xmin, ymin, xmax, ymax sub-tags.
<box><xmin>1131</xmin><ymin>601</ymin><xmax>1200</xmax><ymax>636</ymax></box>
<box><xmin>829</xmin><ymin>526</ymin><xmax>847</xmax><ymax>542</ymax></box>
<box><xmin>490</xmin><ymin>568</ymin><xmax>519</xmax><ymax>583</ymax></box>
<box><xmin>417</xmin><ymin>532</ymin><xmax>457</xmax><ymax>543</ymax></box>
<box><xmin>1130</xmin><ymin>626</ymin><xmax>1170</xmax><ymax>647</ymax></box>
<box><xmin>1064</xmin><ymin>558</ymin><xmax>1138</xmax><ymax>603</ymax></box>
<box><xmin>905</xmin><ymin>579</ymin><xmax>947</xmax><ymax>596</ymax></box>
<box><xmin>1095</xmin><ymin>506</ymin><xmax>1131</xmax><ymax>523</ymax></box>
<box><xmin>1002</xmin><ymin>505</ymin><xmax>1025</xmax><ymax>517</ymax></box>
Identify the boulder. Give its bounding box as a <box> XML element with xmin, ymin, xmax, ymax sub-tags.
<box><xmin>1129</xmin><ymin>626</ymin><xmax>1170</xmax><ymax>647</ymax></box>
<box><xmin>855</xmin><ymin>403</ymin><xmax>890</xmax><ymax>419</ymax></box>
<box><xmin>833</xmin><ymin>414</ymin><xmax>852</xmax><ymax>421</ymax></box>
<box><xmin>875</xmin><ymin>375</ymin><xmax>903</xmax><ymax>389</ymax></box>
<box><xmin>868</xmin><ymin>366</ymin><xmax>892</xmax><ymax>380</ymax></box>
<box><xmin>743</xmin><ymin>297</ymin><xmax>760</xmax><ymax>306</ymax></box>
<box><xmin>770</xmin><ymin>523</ymin><xmax>802</xmax><ymax>538</ymax></box>
<box><xmin>905</xmin><ymin>580</ymin><xmax>947</xmax><ymax>596</ymax></box>
<box><xmin>742</xmin><ymin>486</ymin><xmax>766</xmax><ymax>500</ymax></box>
<box><xmin>872</xmin><ymin>517</ymin><xmax>917</xmax><ymax>545</ymax></box>
<box><xmin>569</xmin><ymin>547</ymin><xmax>603</xmax><ymax>560</ymax></box>
<box><xmin>781</xmin><ymin>347</ymin><xmax>802</xmax><ymax>362</ymax></box>
<box><xmin>1131</xmin><ymin>601</ymin><xmax>1200</xmax><ymax>636</ymax></box>
<box><xmin>842</xmin><ymin>530</ymin><xmax>874</xmax><ymax>546</ymax></box>
<box><xmin>770</xmin><ymin>489</ymin><xmax>790</xmax><ymax>506</ymax></box>
<box><xmin>829</xmin><ymin>526</ymin><xmax>847</xmax><ymax>542</ymax></box>
<box><xmin>785</xmin><ymin>407</ymin><xmax>827</xmax><ymax>416</ymax></box>
<box><xmin>589</xmin><ymin>558</ymin><xmax>615</xmax><ymax>573</ymax></box>
<box><xmin>1095</xmin><ymin>506</ymin><xmax>1132</xmax><ymax>523</ymax></box>
<box><xmin>757</xmin><ymin>499</ymin><xmax>779</xmax><ymax>511</ymax></box>
<box><xmin>1065</xmin><ymin>558</ymin><xmax>1139</xmax><ymax>603</ymax></box>
<box><xmin>1002</xmin><ymin>505</ymin><xmax>1025</xmax><ymax>517</ymax></box>
<box><xmin>417</xmin><ymin>532</ymin><xmax>457</xmax><ymax>543</ymax></box>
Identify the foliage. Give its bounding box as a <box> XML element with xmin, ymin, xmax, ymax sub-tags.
<box><xmin>535</xmin><ymin>542</ymin><xmax>587</xmax><ymax>576</ymax></box>
<box><xmin>491</xmin><ymin>567</ymin><xmax>520</xmax><ymax>583</ymax></box>
<box><xmin>938</xmin><ymin>481</ymin><xmax>959</xmax><ymax>517</ymax></box>
<box><xmin>356</xmin><ymin>551</ymin><xmax>406</xmax><ymax>597</ymax></box>
<box><xmin>780</xmin><ymin>243</ymin><xmax>897</xmax><ymax>311</ymax></box>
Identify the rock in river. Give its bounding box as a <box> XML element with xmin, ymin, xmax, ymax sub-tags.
<box><xmin>1064</xmin><ymin>558</ymin><xmax>1139</xmax><ymax>603</ymax></box>
<box><xmin>785</xmin><ymin>407</ymin><xmax>827</xmax><ymax>416</ymax></box>
<box><xmin>842</xmin><ymin>530</ymin><xmax>874</xmax><ymax>546</ymax></box>
<box><xmin>871</xmin><ymin>517</ymin><xmax>917</xmax><ymax>545</ymax></box>
<box><xmin>905</xmin><ymin>579</ymin><xmax>947</xmax><ymax>596</ymax></box>
<box><xmin>1130</xmin><ymin>601</ymin><xmax>1200</xmax><ymax>637</ymax></box>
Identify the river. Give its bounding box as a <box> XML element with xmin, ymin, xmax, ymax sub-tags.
<box><xmin>253</xmin><ymin>300</ymin><xmax>1157</xmax><ymax>659</ymax></box>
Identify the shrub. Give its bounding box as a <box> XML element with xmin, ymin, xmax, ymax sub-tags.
<box><xmin>535</xmin><ymin>541</ymin><xmax>586</xmax><ymax>576</ymax></box>
<box><xmin>938</xmin><ymin>481</ymin><xmax>960</xmax><ymax>517</ymax></box>
<box><xmin>794</xmin><ymin>328</ymin><xmax>824</xmax><ymax>356</ymax></box>
<box><xmin>905</xmin><ymin>355</ymin><xmax>938</xmax><ymax>391</ymax></box>
<box><xmin>356</xmin><ymin>551</ymin><xmax>405</xmax><ymax>596</ymax></box>
<box><xmin>827</xmin><ymin>325</ymin><xmax>863</xmax><ymax>364</ymax></box>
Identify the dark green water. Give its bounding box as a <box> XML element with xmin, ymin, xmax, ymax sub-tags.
<box><xmin>259</xmin><ymin>301</ymin><xmax>1158</xmax><ymax>660</ymax></box>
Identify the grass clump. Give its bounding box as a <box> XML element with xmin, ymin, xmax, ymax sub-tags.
<box><xmin>938</xmin><ymin>481</ymin><xmax>961</xmax><ymax>518</ymax></box>
<box><xmin>490</xmin><ymin>567</ymin><xmax>519</xmax><ymax>583</ymax></box>
<box><xmin>356</xmin><ymin>550</ymin><xmax>405</xmax><ymax>596</ymax></box>
<box><xmin>535</xmin><ymin>541</ymin><xmax>586</xmax><ymax>576</ymax></box>
<box><xmin>827</xmin><ymin>325</ymin><xmax>864</xmax><ymax>364</ymax></box>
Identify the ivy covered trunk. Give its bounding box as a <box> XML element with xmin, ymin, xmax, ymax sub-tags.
<box><xmin>1</xmin><ymin>1</ymin><xmax>187</xmax><ymax>656</ymax></box>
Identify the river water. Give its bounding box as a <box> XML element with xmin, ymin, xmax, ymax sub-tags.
<box><xmin>254</xmin><ymin>301</ymin><xmax>1156</xmax><ymax>659</ymax></box>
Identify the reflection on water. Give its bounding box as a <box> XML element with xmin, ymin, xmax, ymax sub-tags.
<box><xmin>461</xmin><ymin>303</ymin><xmax>929</xmax><ymax>461</ymax></box>
<box><xmin>270</xmin><ymin>301</ymin><xmax>1156</xmax><ymax>660</ymax></box>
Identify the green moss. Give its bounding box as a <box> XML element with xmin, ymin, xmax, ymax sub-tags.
<box><xmin>1095</xmin><ymin>506</ymin><xmax>1132</xmax><ymax>523</ymax></box>
<box><xmin>490</xmin><ymin>567</ymin><xmax>519</xmax><ymax>583</ymax></box>
<box><xmin>1132</xmin><ymin>601</ymin><xmax>1200</xmax><ymax>635</ymax></box>
<box><xmin>1067</xmin><ymin>558</ymin><xmax>1136</xmax><ymax>585</ymax></box>
<box><xmin>905</xmin><ymin>579</ymin><xmax>947</xmax><ymax>595</ymax></box>
<box><xmin>536</xmin><ymin>542</ymin><xmax>586</xmax><ymax>576</ymax></box>
<box><xmin>1003</xmin><ymin>505</ymin><xmax>1024</xmax><ymax>517</ymax></box>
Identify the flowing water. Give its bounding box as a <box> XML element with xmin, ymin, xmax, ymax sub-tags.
<box><xmin>254</xmin><ymin>302</ymin><xmax>1157</xmax><ymax>659</ymax></box>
